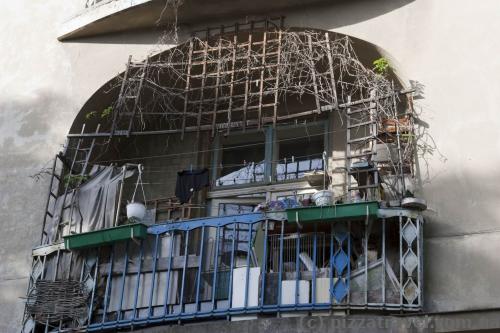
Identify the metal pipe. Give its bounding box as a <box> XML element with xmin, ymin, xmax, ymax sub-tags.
<box><xmin>382</xmin><ymin>219</ymin><xmax>386</xmax><ymax>305</ymax></box>
<box><xmin>163</xmin><ymin>232</ymin><xmax>176</xmax><ymax>317</ymax></box>
<box><xmin>102</xmin><ymin>245</ymin><xmax>114</xmax><ymax>324</ymax></box>
<box><xmin>244</xmin><ymin>224</ymin><xmax>253</xmax><ymax>308</ymax></box>
<box><xmin>295</xmin><ymin>226</ymin><xmax>301</xmax><ymax>306</ymax></box>
<box><xmin>228</xmin><ymin>223</ymin><xmax>237</xmax><ymax>310</ymax></box>
<box><xmin>87</xmin><ymin>248</ymin><xmax>100</xmax><ymax>325</ymax></box>
<box><xmin>364</xmin><ymin>221</ymin><xmax>369</xmax><ymax>306</ymax></box>
<box><xmin>179</xmin><ymin>230</ymin><xmax>191</xmax><ymax>313</ymax></box>
<box><xmin>347</xmin><ymin>221</ymin><xmax>351</xmax><ymax>308</ymax></box>
<box><xmin>277</xmin><ymin>221</ymin><xmax>284</xmax><ymax>308</ymax></box>
<box><xmin>312</xmin><ymin>223</ymin><xmax>317</xmax><ymax>305</ymax></box>
<box><xmin>260</xmin><ymin>220</ymin><xmax>269</xmax><ymax>307</ymax></box>
<box><xmin>329</xmin><ymin>223</ymin><xmax>334</xmax><ymax>305</ymax></box>
<box><xmin>118</xmin><ymin>241</ymin><xmax>129</xmax><ymax>321</ymax></box>
<box><xmin>195</xmin><ymin>226</ymin><xmax>206</xmax><ymax>311</ymax></box>
<box><xmin>399</xmin><ymin>216</ymin><xmax>403</xmax><ymax>307</ymax></box>
<box><xmin>132</xmin><ymin>240</ymin><xmax>144</xmax><ymax>320</ymax></box>
<box><xmin>114</xmin><ymin>165</ymin><xmax>127</xmax><ymax>227</ymax></box>
<box><xmin>148</xmin><ymin>234</ymin><xmax>160</xmax><ymax>317</ymax></box>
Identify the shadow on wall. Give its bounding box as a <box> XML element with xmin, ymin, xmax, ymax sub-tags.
<box><xmin>0</xmin><ymin>91</ymin><xmax>73</xmax><ymax>155</ymax></box>
<box><xmin>422</xmin><ymin>170</ymin><xmax>500</xmax><ymax>312</ymax></box>
<box><xmin>65</xmin><ymin>0</ymin><xmax>415</xmax><ymax>45</ymax></box>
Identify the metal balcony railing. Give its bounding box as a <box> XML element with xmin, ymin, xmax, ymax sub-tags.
<box><xmin>24</xmin><ymin>209</ymin><xmax>423</xmax><ymax>332</ymax></box>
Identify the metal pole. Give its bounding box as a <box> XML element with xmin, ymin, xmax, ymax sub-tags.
<box><xmin>195</xmin><ymin>226</ymin><xmax>206</xmax><ymax>312</ymax></box>
<box><xmin>118</xmin><ymin>241</ymin><xmax>129</xmax><ymax>321</ymax></box>
<box><xmin>228</xmin><ymin>224</ymin><xmax>237</xmax><ymax>310</ymax></box>
<box><xmin>163</xmin><ymin>232</ymin><xmax>176</xmax><ymax>317</ymax></box>
<box><xmin>277</xmin><ymin>221</ymin><xmax>284</xmax><ymax>308</ymax></box>
<box><xmin>102</xmin><ymin>245</ymin><xmax>114</xmax><ymax>324</ymax></box>
<box><xmin>132</xmin><ymin>240</ymin><xmax>144</xmax><ymax>320</ymax></box>
<box><xmin>312</xmin><ymin>223</ymin><xmax>317</xmax><ymax>305</ymax></box>
<box><xmin>114</xmin><ymin>165</ymin><xmax>127</xmax><ymax>227</ymax></box>
<box><xmin>382</xmin><ymin>219</ymin><xmax>386</xmax><ymax>306</ymax></box>
<box><xmin>260</xmin><ymin>220</ymin><xmax>269</xmax><ymax>307</ymax></box>
<box><xmin>87</xmin><ymin>248</ymin><xmax>100</xmax><ymax>325</ymax></box>
<box><xmin>148</xmin><ymin>234</ymin><xmax>160</xmax><ymax>317</ymax></box>
<box><xmin>180</xmin><ymin>230</ymin><xmax>191</xmax><ymax>314</ymax></box>
<box><xmin>244</xmin><ymin>223</ymin><xmax>253</xmax><ymax>308</ymax></box>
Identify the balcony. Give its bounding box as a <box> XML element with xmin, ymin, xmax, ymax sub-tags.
<box><xmin>58</xmin><ymin>0</ymin><xmax>332</xmax><ymax>40</ymax></box>
<box><xmin>25</xmin><ymin>204</ymin><xmax>423</xmax><ymax>332</ymax></box>
<box><xmin>22</xmin><ymin>26</ymin><xmax>428</xmax><ymax>332</ymax></box>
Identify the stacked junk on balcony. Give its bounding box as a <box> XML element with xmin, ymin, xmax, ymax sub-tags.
<box><xmin>22</xmin><ymin>18</ymin><xmax>427</xmax><ymax>332</ymax></box>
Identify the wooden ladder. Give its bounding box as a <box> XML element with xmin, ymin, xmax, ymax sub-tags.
<box><xmin>345</xmin><ymin>92</ymin><xmax>380</xmax><ymax>202</ymax></box>
<box><xmin>110</xmin><ymin>56</ymin><xmax>149</xmax><ymax>138</ymax></box>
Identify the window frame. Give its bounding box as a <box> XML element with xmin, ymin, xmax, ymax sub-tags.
<box><xmin>210</xmin><ymin>120</ymin><xmax>330</xmax><ymax>191</ymax></box>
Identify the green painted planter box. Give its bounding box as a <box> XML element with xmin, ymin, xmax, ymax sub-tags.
<box><xmin>64</xmin><ymin>223</ymin><xmax>148</xmax><ymax>250</ymax></box>
<box><xmin>286</xmin><ymin>201</ymin><xmax>379</xmax><ymax>224</ymax></box>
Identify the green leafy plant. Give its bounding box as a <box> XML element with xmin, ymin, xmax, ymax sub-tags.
<box><xmin>373</xmin><ymin>57</ymin><xmax>390</xmax><ymax>75</ymax></box>
<box><xmin>84</xmin><ymin>106</ymin><xmax>112</xmax><ymax>121</ymax></box>
<box><xmin>85</xmin><ymin>111</ymin><xmax>97</xmax><ymax>120</ymax></box>
<box><xmin>63</xmin><ymin>174</ymin><xmax>89</xmax><ymax>188</ymax></box>
<box><xmin>101</xmin><ymin>106</ymin><xmax>113</xmax><ymax>118</ymax></box>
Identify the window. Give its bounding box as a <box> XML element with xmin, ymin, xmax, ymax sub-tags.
<box><xmin>218</xmin><ymin>203</ymin><xmax>256</xmax><ymax>216</ymax></box>
<box><xmin>274</xmin><ymin>123</ymin><xmax>325</xmax><ymax>181</ymax></box>
<box><xmin>215</xmin><ymin>132</ymin><xmax>266</xmax><ymax>187</ymax></box>
<box><xmin>213</xmin><ymin>122</ymin><xmax>327</xmax><ymax>187</ymax></box>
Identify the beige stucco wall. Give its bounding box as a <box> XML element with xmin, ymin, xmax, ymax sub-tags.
<box><xmin>1</xmin><ymin>0</ymin><xmax>500</xmax><ymax>331</ymax></box>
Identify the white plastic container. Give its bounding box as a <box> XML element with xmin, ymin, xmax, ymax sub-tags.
<box><xmin>280</xmin><ymin>280</ymin><xmax>310</xmax><ymax>317</ymax></box>
<box><xmin>281</xmin><ymin>280</ymin><xmax>310</xmax><ymax>305</ymax></box>
<box><xmin>231</xmin><ymin>266</ymin><xmax>260</xmax><ymax>321</ymax></box>
<box><xmin>126</xmin><ymin>202</ymin><xmax>146</xmax><ymax>221</ymax></box>
<box><xmin>312</xmin><ymin>190</ymin><xmax>334</xmax><ymax>206</ymax></box>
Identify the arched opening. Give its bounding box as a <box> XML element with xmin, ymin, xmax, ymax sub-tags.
<box><xmin>64</xmin><ymin>25</ymin><xmax>414</xmax><ymax>222</ymax></box>
<box><xmin>26</xmin><ymin>24</ymin><xmax>423</xmax><ymax>333</ymax></box>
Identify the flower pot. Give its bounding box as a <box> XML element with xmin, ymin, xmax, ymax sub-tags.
<box><xmin>312</xmin><ymin>190</ymin><xmax>334</xmax><ymax>207</ymax></box>
<box><xmin>126</xmin><ymin>202</ymin><xmax>146</xmax><ymax>221</ymax></box>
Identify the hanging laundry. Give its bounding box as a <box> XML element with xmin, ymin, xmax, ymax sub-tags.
<box><xmin>175</xmin><ymin>168</ymin><xmax>210</xmax><ymax>204</ymax></box>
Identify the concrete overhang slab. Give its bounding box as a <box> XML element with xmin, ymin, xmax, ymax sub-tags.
<box><xmin>58</xmin><ymin>0</ymin><xmax>332</xmax><ymax>41</ymax></box>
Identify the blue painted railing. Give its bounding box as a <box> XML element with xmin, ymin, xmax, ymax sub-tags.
<box><xmin>80</xmin><ymin>212</ymin><xmax>422</xmax><ymax>331</ymax></box>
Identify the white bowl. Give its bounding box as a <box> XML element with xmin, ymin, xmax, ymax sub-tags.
<box><xmin>126</xmin><ymin>202</ymin><xmax>146</xmax><ymax>221</ymax></box>
<box><xmin>312</xmin><ymin>190</ymin><xmax>334</xmax><ymax>206</ymax></box>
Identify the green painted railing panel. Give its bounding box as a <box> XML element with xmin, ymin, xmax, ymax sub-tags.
<box><xmin>64</xmin><ymin>223</ymin><xmax>148</xmax><ymax>250</ymax></box>
<box><xmin>286</xmin><ymin>201</ymin><xmax>379</xmax><ymax>223</ymax></box>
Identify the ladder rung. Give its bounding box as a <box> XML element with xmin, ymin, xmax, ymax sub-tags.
<box><xmin>46</xmin><ymin>212</ymin><xmax>53</xmax><ymax>218</ymax></box>
<box><xmin>130</xmin><ymin>63</ymin><xmax>147</xmax><ymax>68</ymax></box>
<box><xmin>348</xmin><ymin>135</ymin><xmax>375</xmax><ymax>144</ymax></box>
<box><xmin>125</xmin><ymin>95</ymin><xmax>138</xmax><ymax>99</ymax></box>
<box><xmin>348</xmin><ymin>168</ymin><xmax>378</xmax><ymax>174</ymax></box>
<box><xmin>347</xmin><ymin>105</ymin><xmax>375</xmax><ymax>115</ymax></box>
<box><xmin>348</xmin><ymin>184</ymin><xmax>379</xmax><ymax>190</ymax></box>
<box><xmin>53</xmin><ymin>174</ymin><xmax>61</xmax><ymax>181</ymax></box>
<box><xmin>50</xmin><ymin>192</ymin><xmax>58</xmax><ymax>199</ymax></box>
<box><xmin>346</xmin><ymin>152</ymin><xmax>376</xmax><ymax>159</ymax></box>
<box><xmin>113</xmin><ymin>130</ymin><xmax>129</xmax><ymax>136</ymax></box>
<box><xmin>63</xmin><ymin>204</ymin><xmax>73</xmax><ymax>210</ymax></box>
<box><xmin>347</xmin><ymin>120</ymin><xmax>376</xmax><ymax>129</ymax></box>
